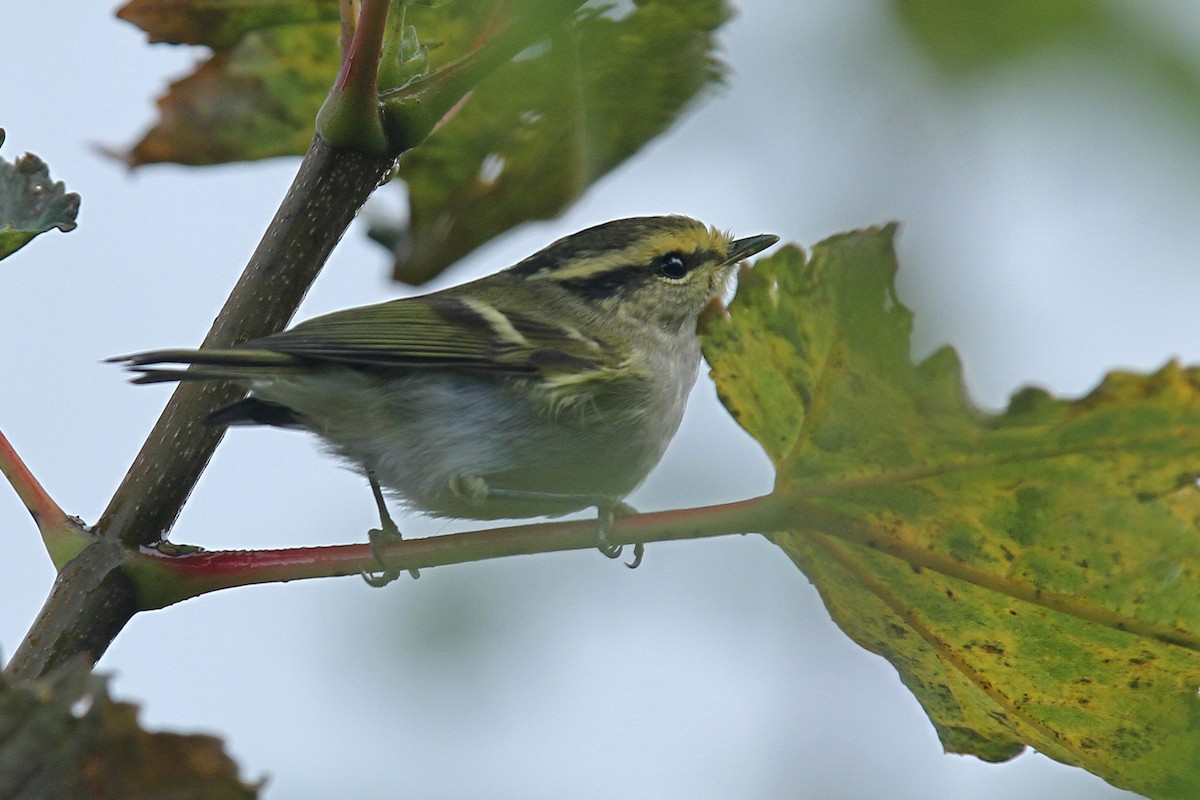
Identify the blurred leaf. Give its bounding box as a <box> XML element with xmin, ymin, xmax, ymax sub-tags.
<box><xmin>891</xmin><ymin>0</ymin><xmax>1200</xmax><ymax>131</ymax></box>
<box><xmin>703</xmin><ymin>228</ymin><xmax>1200</xmax><ymax>798</ymax></box>
<box><xmin>891</xmin><ymin>0</ymin><xmax>1106</xmax><ymax>72</ymax></box>
<box><xmin>0</xmin><ymin>658</ymin><xmax>257</xmax><ymax>799</ymax></box>
<box><xmin>389</xmin><ymin>0</ymin><xmax>729</xmax><ymax>284</ymax></box>
<box><xmin>117</xmin><ymin>23</ymin><xmax>341</xmax><ymax>166</ymax></box>
<box><xmin>0</xmin><ymin>130</ymin><xmax>80</xmax><ymax>261</ymax></box>
<box><xmin>117</xmin><ymin>0</ymin><xmax>340</xmax><ymax>49</ymax></box>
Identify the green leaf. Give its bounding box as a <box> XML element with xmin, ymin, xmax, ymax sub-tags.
<box><xmin>0</xmin><ymin>658</ymin><xmax>257</xmax><ymax>799</ymax></box>
<box><xmin>702</xmin><ymin>228</ymin><xmax>1200</xmax><ymax>798</ymax></box>
<box><xmin>0</xmin><ymin>130</ymin><xmax>80</xmax><ymax>261</ymax></box>
<box><xmin>389</xmin><ymin>0</ymin><xmax>729</xmax><ymax>284</ymax></box>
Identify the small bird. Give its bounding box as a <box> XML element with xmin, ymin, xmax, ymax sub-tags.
<box><xmin>115</xmin><ymin>216</ymin><xmax>778</xmax><ymax>582</ymax></box>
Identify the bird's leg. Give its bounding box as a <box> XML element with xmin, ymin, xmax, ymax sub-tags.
<box><xmin>474</xmin><ymin>483</ymin><xmax>644</xmax><ymax>568</ymax></box>
<box><xmin>362</xmin><ymin>472</ymin><xmax>420</xmax><ymax>587</ymax></box>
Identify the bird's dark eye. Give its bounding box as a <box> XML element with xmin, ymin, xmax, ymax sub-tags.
<box><xmin>655</xmin><ymin>252</ymin><xmax>689</xmax><ymax>280</ymax></box>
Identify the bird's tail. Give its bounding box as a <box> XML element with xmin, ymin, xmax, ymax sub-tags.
<box><xmin>107</xmin><ymin>348</ymin><xmax>303</xmax><ymax>384</ymax></box>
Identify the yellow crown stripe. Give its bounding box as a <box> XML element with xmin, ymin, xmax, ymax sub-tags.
<box><xmin>530</xmin><ymin>227</ymin><xmax>730</xmax><ymax>282</ymax></box>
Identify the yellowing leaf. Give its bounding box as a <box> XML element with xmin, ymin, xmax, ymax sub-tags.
<box><xmin>703</xmin><ymin>228</ymin><xmax>1200</xmax><ymax>798</ymax></box>
<box><xmin>114</xmin><ymin>0</ymin><xmax>488</xmax><ymax>166</ymax></box>
<box><xmin>120</xmin><ymin>23</ymin><xmax>340</xmax><ymax>166</ymax></box>
<box><xmin>117</xmin><ymin>0</ymin><xmax>340</xmax><ymax>49</ymax></box>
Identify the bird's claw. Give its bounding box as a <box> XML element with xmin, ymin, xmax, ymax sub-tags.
<box><xmin>594</xmin><ymin>502</ymin><xmax>644</xmax><ymax>568</ymax></box>
<box><xmin>597</xmin><ymin>539</ymin><xmax>624</xmax><ymax>559</ymax></box>
<box><xmin>626</xmin><ymin>542</ymin><xmax>645</xmax><ymax>570</ymax></box>
<box><xmin>362</xmin><ymin>568</ymin><xmax>400</xmax><ymax>588</ymax></box>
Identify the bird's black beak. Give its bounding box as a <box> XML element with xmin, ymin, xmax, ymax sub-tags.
<box><xmin>724</xmin><ymin>233</ymin><xmax>780</xmax><ymax>265</ymax></box>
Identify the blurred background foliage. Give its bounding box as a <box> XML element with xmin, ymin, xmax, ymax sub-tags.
<box><xmin>896</xmin><ymin>0</ymin><xmax>1200</xmax><ymax>100</ymax></box>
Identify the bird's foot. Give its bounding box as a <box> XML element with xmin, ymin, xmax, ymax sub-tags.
<box><xmin>595</xmin><ymin>501</ymin><xmax>643</xmax><ymax>569</ymax></box>
<box><xmin>361</xmin><ymin>473</ymin><xmax>419</xmax><ymax>587</ymax></box>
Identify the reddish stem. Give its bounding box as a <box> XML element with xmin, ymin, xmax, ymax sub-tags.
<box><xmin>0</xmin><ymin>427</ymin><xmax>70</xmax><ymax>533</ymax></box>
<box><xmin>131</xmin><ymin>495</ymin><xmax>779</xmax><ymax>609</ymax></box>
<box><xmin>338</xmin><ymin>0</ymin><xmax>357</xmax><ymax>56</ymax></box>
<box><xmin>334</xmin><ymin>0</ymin><xmax>389</xmax><ymax>95</ymax></box>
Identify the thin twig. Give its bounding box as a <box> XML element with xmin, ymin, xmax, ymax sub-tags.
<box><xmin>0</xmin><ymin>428</ymin><xmax>69</xmax><ymax>532</ymax></box>
<box><xmin>127</xmin><ymin>495</ymin><xmax>780</xmax><ymax>608</ymax></box>
<box><xmin>9</xmin><ymin>0</ymin><xmax>591</xmax><ymax>680</ymax></box>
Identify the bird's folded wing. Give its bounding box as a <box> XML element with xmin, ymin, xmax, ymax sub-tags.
<box><xmin>248</xmin><ymin>295</ymin><xmax>620</xmax><ymax>377</ymax></box>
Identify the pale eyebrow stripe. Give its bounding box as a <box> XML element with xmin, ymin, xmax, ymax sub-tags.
<box><xmin>527</xmin><ymin>249</ymin><xmax>644</xmax><ymax>281</ymax></box>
